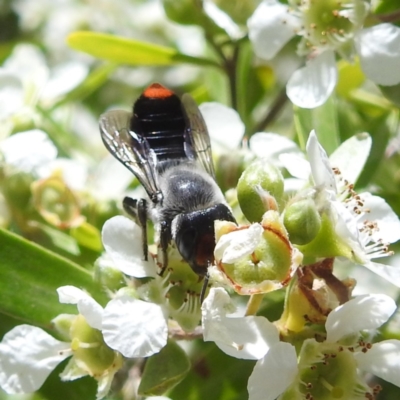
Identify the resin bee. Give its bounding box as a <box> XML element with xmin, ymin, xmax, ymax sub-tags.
<box><xmin>99</xmin><ymin>83</ymin><xmax>236</xmax><ymax>293</ymax></box>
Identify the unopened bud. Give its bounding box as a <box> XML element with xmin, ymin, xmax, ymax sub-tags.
<box><xmin>283</xmin><ymin>199</ymin><xmax>321</xmax><ymax>245</ymax></box>
<box><xmin>237</xmin><ymin>159</ymin><xmax>284</xmax><ymax>222</ymax></box>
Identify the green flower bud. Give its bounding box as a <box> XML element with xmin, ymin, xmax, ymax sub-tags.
<box><xmin>214</xmin><ymin>0</ymin><xmax>259</xmax><ymax>25</ymax></box>
<box><xmin>283</xmin><ymin>199</ymin><xmax>321</xmax><ymax>245</ymax></box>
<box><xmin>215</xmin><ymin>149</ymin><xmax>255</xmax><ymax>193</ymax></box>
<box><xmin>162</xmin><ymin>0</ymin><xmax>204</xmax><ymax>25</ymax></box>
<box><xmin>2</xmin><ymin>171</ymin><xmax>34</xmax><ymax>210</ymax></box>
<box><xmin>237</xmin><ymin>159</ymin><xmax>284</xmax><ymax>222</ymax></box>
<box><xmin>297</xmin><ymin>213</ymin><xmax>354</xmax><ymax>259</ymax></box>
<box><xmin>94</xmin><ymin>255</ymin><xmax>125</xmax><ymax>292</ymax></box>
<box><xmin>52</xmin><ymin>313</ymin><xmax>76</xmax><ymax>342</ymax></box>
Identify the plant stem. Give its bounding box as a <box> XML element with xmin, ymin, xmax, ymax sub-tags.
<box><xmin>376</xmin><ymin>9</ymin><xmax>400</xmax><ymax>23</ymax></box>
<box><xmin>251</xmin><ymin>87</ymin><xmax>288</xmax><ymax>135</ymax></box>
<box><xmin>245</xmin><ymin>294</ymin><xmax>264</xmax><ymax>316</ymax></box>
<box><xmin>225</xmin><ymin>44</ymin><xmax>239</xmax><ymax>110</ymax></box>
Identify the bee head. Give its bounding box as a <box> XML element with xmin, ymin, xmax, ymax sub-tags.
<box><xmin>172</xmin><ymin>204</ymin><xmax>236</xmax><ymax>276</ymax></box>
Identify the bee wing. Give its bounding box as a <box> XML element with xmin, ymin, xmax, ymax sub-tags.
<box><xmin>181</xmin><ymin>93</ymin><xmax>216</xmax><ymax>179</ymax></box>
<box><xmin>99</xmin><ymin>110</ymin><xmax>162</xmax><ymax>203</ymax></box>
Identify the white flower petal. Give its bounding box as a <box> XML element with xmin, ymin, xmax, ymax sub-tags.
<box><xmin>279</xmin><ymin>153</ymin><xmax>310</xmax><ymax>180</ymax></box>
<box><xmin>0</xmin><ymin>129</ymin><xmax>57</xmax><ymax>172</ymax></box>
<box><xmin>0</xmin><ymin>325</ymin><xmax>70</xmax><ymax>394</ymax></box>
<box><xmin>211</xmin><ymin>316</ymin><xmax>280</xmax><ymax>360</ymax></box>
<box><xmin>0</xmin><ymin>70</ymin><xmax>23</xmax><ymax>119</ymax></box>
<box><xmin>306</xmin><ymin>130</ymin><xmax>336</xmax><ymax>191</ymax></box>
<box><xmin>329</xmin><ymin>133</ymin><xmax>371</xmax><ymax>185</ymax></box>
<box><xmin>358</xmin><ymin>193</ymin><xmax>400</xmax><ymax>244</ymax></box>
<box><xmin>37</xmin><ymin>158</ymin><xmax>88</xmax><ymax>191</ymax></box>
<box><xmin>284</xmin><ymin>177</ymin><xmax>306</xmax><ymax>193</ymax></box>
<box><xmin>326</xmin><ymin>294</ymin><xmax>396</xmax><ymax>342</ymax></box>
<box><xmin>356</xmin><ymin>24</ymin><xmax>400</xmax><ymax>86</ymax></box>
<box><xmin>102</xmin><ymin>296</ymin><xmax>167</xmax><ymax>358</ymax></box>
<box><xmin>57</xmin><ymin>285</ymin><xmax>91</xmax><ymax>304</ymax></box>
<box><xmin>77</xmin><ymin>297</ymin><xmax>103</xmax><ymax>330</ymax></box>
<box><xmin>199</xmin><ymin>102</ymin><xmax>244</xmax><ymax>150</ymax></box>
<box><xmin>247</xmin><ymin>342</ymin><xmax>298</xmax><ymax>400</ymax></box>
<box><xmin>287</xmin><ymin>50</ymin><xmax>338</xmax><ymax>108</ymax></box>
<box><xmin>248</xmin><ymin>0</ymin><xmax>300</xmax><ymax>60</ymax></box>
<box><xmin>249</xmin><ymin>132</ymin><xmax>302</xmax><ymax>164</ymax></box>
<box><xmin>57</xmin><ymin>286</ymin><xmax>103</xmax><ymax>329</ymax></box>
<box><xmin>202</xmin><ymin>288</ymin><xmax>279</xmax><ymax>360</ymax></box>
<box><xmin>42</xmin><ymin>61</ymin><xmax>88</xmax><ymax>102</ymax></box>
<box><xmin>214</xmin><ymin>223</ymin><xmax>264</xmax><ymax>264</ymax></box>
<box><xmin>203</xmin><ymin>1</ymin><xmax>242</xmax><ymax>39</ymax></box>
<box><xmin>362</xmin><ymin>261</ymin><xmax>400</xmax><ymax>289</ymax></box>
<box><xmin>354</xmin><ymin>339</ymin><xmax>400</xmax><ymax>387</ymax></box>
<box><xmin>102</xmin><ymin>216</ymin><xmax>156</xmax><ymax>278</ymax></box>
<box><xmin>91</xmin><ymin>155</ymin><xmax>133</xmax><ymax>200</ymax></box>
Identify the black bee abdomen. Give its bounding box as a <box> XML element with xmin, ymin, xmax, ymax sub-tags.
<box><xmin>130</xmin><ymin>83</ymin><xmax>187</xmax><ymax>161</ymax></box>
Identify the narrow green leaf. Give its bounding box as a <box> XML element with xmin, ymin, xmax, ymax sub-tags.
<box><xmin>294</xmin><ymin>94</ymin><xmax>340</xmax><ymax>155</ymax></box>
<box><xmin>67</xmin><ymin>31</ymin><xmax>218</xmax><ymax>67</ymax></box>
<box><xmin>138</xmin><ymin>340</ymin><xmax>190</xmax><ymax>396</ymax></box>
<box><xmin>293</xmin><ymin>106</ymin><xmax>312</xmax><ymax>151</ymax></box>
<box><xmin>311</xmin><ymin>94</ymin><xmax>340</xmax><ymax>155</ymax></box>
<box><xmin>0</xmin><ymin>228</ymin><xmax>107</xmax><ymax>329</ymax></box>
<box><xmin>36</xmin><ymin>222</ymin><xmax>81</xmax><ymax>255</ymax></box>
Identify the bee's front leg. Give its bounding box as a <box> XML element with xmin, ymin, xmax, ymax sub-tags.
<box><xmin>123</xmin><ymin>196</ymin><xmax>148</xmax><ymax>261</ymax></box>
<box><xmin>158</xmin><ymin>220</ymin><xmax>171</xmax><ymax>276</ymax></box>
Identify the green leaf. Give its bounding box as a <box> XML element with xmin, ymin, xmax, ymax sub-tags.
<box><xmin>294</xmin><ymin>94</ymin><xmax>340</xmax><ymax>155</ymax></box>
<box><xmin>336</xmin><ymin>59</ymin><xmax>365</xmax><ymax>98</ymax></box>
<box><xmin>0</xmin><ymin>228</ymin><xmax>107</xmax><ymax>329</ymax></box>
<box><xmin>67</xmin><ymin>31</ymin><xmax>218</xmax><ymax>67</ymax></box>
<box><xmin>36</xmin><ymin>222</ymin><xmax>81</xmax><ymax>256</ymax></box>
<box><xmin>311</xmin><ymin>95</ymin><xmax>340</xmax><ymax>155</ymax></box>
<box><xmin>138</xmin><ymin>340</ymin><xmax>190</xmax><ymax>396</ymax></box>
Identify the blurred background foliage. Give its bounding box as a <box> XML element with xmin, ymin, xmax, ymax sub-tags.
<box><xmin>1</xmin><ymin>0</ymin><xmax>400</xmax><ymax>399</ymax></box>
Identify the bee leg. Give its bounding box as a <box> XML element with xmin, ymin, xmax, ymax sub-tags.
<box><xmin>200</xmin><ymin>272</ymin><xmax>210</xmax><ymax>304</ymax></box>
<box><xmin>158</xmin><ymin>220</ymin><xmax>171</xmax><ymax>276</ymax></box>
<box><xmin>123</xmin><ymin>197</ymin><xmax>148</xmax><ymax>261</ymax></box>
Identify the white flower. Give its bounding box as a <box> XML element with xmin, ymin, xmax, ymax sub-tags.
<box><xmin>100</xmin><ymin>215</ymin><xmax>205</xmax><ymax>332</ymax></box>
<box><xmin>212</xmin><ymin>214</ymin><xmax>302</xmax><ymax>295</ymax></box>
<box><xmin>248</xmin><ymin>0</ymin><xmax>400</xmax><ymax>108</ymax></box>
<box><xmin>0</xmin><ymin>129</ymin><xmax>57</xmax><ymax>173</ymax></box>
<box><xmin>199</xmin><ymin>102</ymin><xmax>245</xmax><ymax>151</ymax></box>
<box><xmin>102</xmin><ymin>295</ymin><xmax>168</xmax><ymax>358</ymax></box>
<box><xmin>0</xmin><ymin>325</ymin><xmax>71</xmax><ymax>394</ymax></box>
<box><xmin>282</xmin><ymin>130</ymin><xmax>400</xmax><ymax>287</ymax></box>
<box><xmin>199</xmin><ymin>101</ymin><xmax>303</xmax><ymax>167</ymax></box>
<box><xmin>101</xmin><ymin>215</ymin><xmax>157</xmax><ymax>278</ymax></box>
<box><xmin>0</xmin><ymin>286</ymin><xmax>121</xmax><ymax>399</ymax></box>
<box><xmin>248</xmin><ymin>294</ymin><xmax>400</xmax><ymax>400</ymax></box>
<box><xmin>201</xmin><ymin>287</ymin><xmax>280</xmax><ymax>360</ymax></box>
<box><xmin>0</xmin><ymin>44</ymin><xmax>87</xmax><ymax>137</ymax></box>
